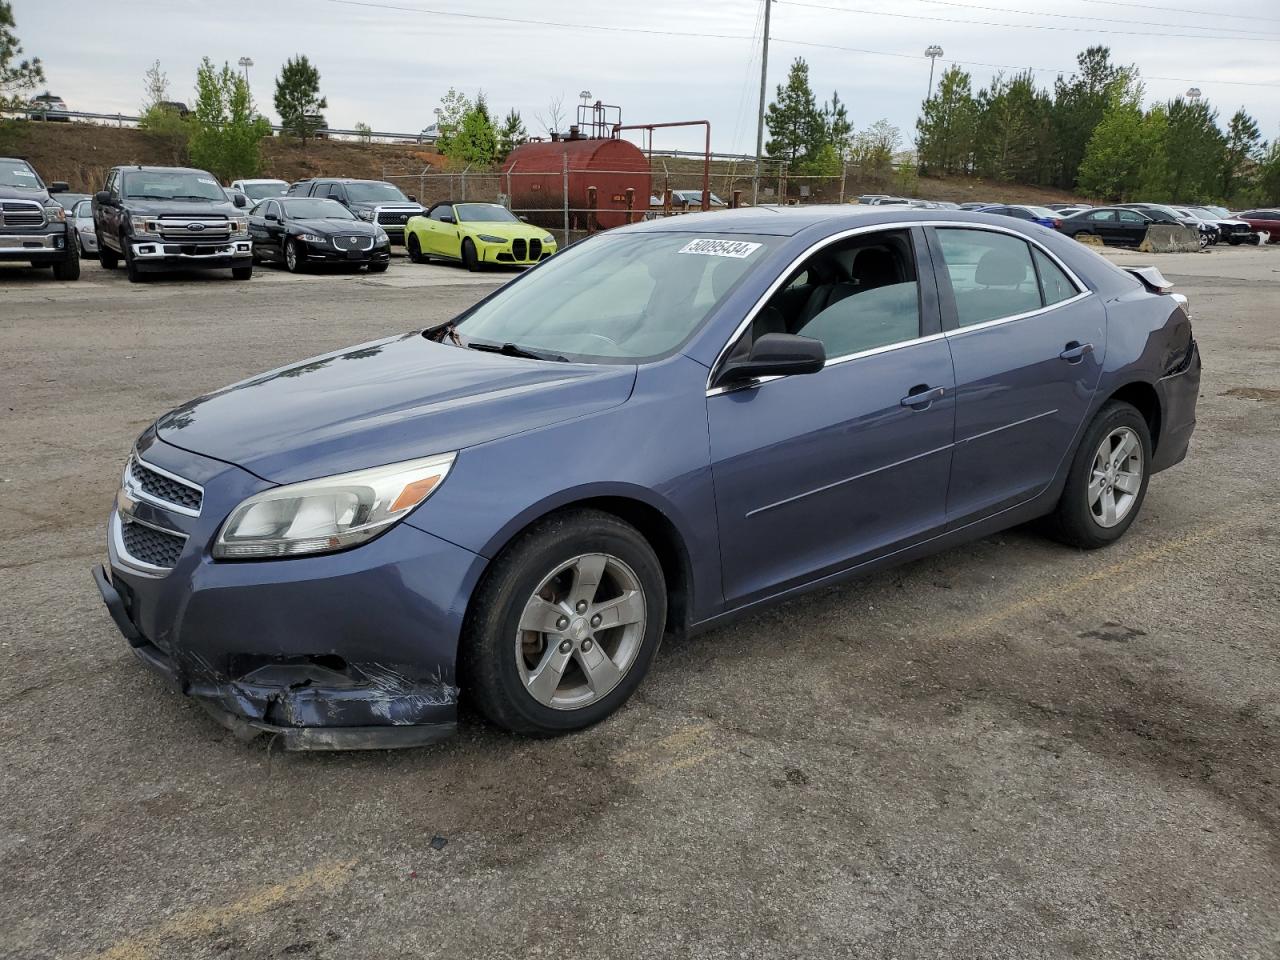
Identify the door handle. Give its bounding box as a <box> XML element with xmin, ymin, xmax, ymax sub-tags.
<box><xmin>900</xmin><ymin>384</ymin><xmax>946</xmax><ymax>409</ymax></box>
<box><xmin>1060</xmin><ymin>341</ymin><xmax>1094</xmax><ymax>363</ymax></box>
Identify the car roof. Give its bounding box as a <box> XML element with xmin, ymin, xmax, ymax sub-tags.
<box><xmin>113</xmin><ymin>165</ymin><xmax>211</xmax><ymax>175</ymax></box>
<box><xmin>625</xmin><ymin>205</ymin><xmax>1060</xmax><ymax>238</ymax></box>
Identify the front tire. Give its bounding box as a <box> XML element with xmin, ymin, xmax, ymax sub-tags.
<box><xmin>52</xmin><ymin>247</ymin><xmax>80</xmax><ymax>281</ymax></box>
<box><xmin>462</xmin><ymin>237</ymin><xmax>479</xmax><ymax>272</ymax></box>
<box><xmin>123</xmin><ymin>236</ymin><xmax>145</xmax><ymax>283</ymax></box>
<box><xmin>1047</xmin><ymin>402</ymin><xmax>1151</xmax><ymax>549</ymax></box>
<box><xmin>284</xmin><ymin>238</ymin><xmax>304</xmax><ymax>273</ymax></box>
<box><xmin>98</xmin><ymin>235</ymin><xmax>118</xmax><ymax>269</ymax></box>
<box><xmin>232</xmin><ymin>264</ymin><xmax>253</xmax><ymax>280</ymax></box>
<box><xmin>367</xmin><ymin>261</ymin><xmax>388</xmax><ymax>273</ymax></box>
<box><xmin>461</xmin><ymin>509</ymin><xmax>667</xmax><ymax>736</ymax></box>
<box><xmin>407</xmin><ymin>234</ymin><xmax>427</xmax><ymax>263</ymax></box>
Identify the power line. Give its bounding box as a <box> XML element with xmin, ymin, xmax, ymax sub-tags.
<box><xmin>777</xmin><ymin>1</ymin><xmax>1280</xmax><ymax>42</ymax></box>
<box><xmin>775</xmin><ymin>36</ymin><xmax>1280</xmax><ymax>89</ymax></box>
<box><xmin>1070</xmin><ymin>0</ymin><xmax>1280</xmax><ymax>26</ymax></box>
<box><xmin>307</xmin><ymin>0</ymin><xmax>1280</xmax><ymax>91</ymax></box>
<box><xmin>915</xmin><ymin>0</ymin><xmax>1280</xmax><ymax>38</ymax></box>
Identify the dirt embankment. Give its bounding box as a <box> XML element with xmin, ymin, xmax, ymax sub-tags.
<box><xmin>7</xmin><ymin>120</ymin><xmax>1088</xmax><ymax>206</ymax></box>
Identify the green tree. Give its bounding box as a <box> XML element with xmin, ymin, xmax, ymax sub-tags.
<box><xmin>1077</xmin><ymin>72</ymin><xmax>1147</xmax><ymax>200</ymax></box>
<box><xmin>1255</xmin><ymin>140</ymin><xmax>1280</xmax><ymax>205</ymax></box>
<box><xmin>445</xmin><ymin>93</ymin><xmax>498</xmax><ymax>165</ymax></box>
<box><xmin>354</xmin><ymin>121</ymin><xmax>372</xmax><ymax>144</ymax></box>
<box><xmin>852</xmin><ymin>119</ymin><xmax>900</xmax><ymax>184</ymax></box>
<box><xmin>1050</xmin><ymin>46</ymin><xmax>1124</xmax><ymax>189</ymax></box>
<box><xmin>766</xmin><ymin>57</ymin><xmax>822</xmax><ymax>167</ymax></box>
<box><xmin>138</xmin><ymin>60</ymin><xmax>189</xmax><ymax>164</ymax></box>
<box><xmin>915</xmin><ymin>66</ymin><xmax>976</xmax><ymax>175</ymax></box>
<box><xmin>433</xmin><ymin>87</ymin><xmax>471</xmax><ymax>155</ymax></box>
<box><xmin>188</xmin><ymin>58</ymin><xmax>270</xmax><ymax>180</ymax></box>
<box><xmin>274</xmin><ymin>55</ymin><xmax>328</xmax><ymax>141</ymax></box>
<box><xmin>1221</xmin><ymin>108</ymin><xmax>1262</xmax><ymax>201</ymax></box>
<box><xmin>973</xmin><ymin>71</ymin><xmax>1051</xmax><ymax>182</ymax></box>
<box><xmin>1164</xmin><ymin>96</ymin><xmax>1224</xmax><ymax>201</ymax></box>
<box><xmin>0</xmin><ymin>0</ymin><xmax>41</xmax><ymax>111</ymax></box>
<box><xmin>497</xmin><ymin>108</ymin><xmax>527</xmax><ymax>157</ymax></box>
<box><xmin>822</xmin><ymin>91</ymin><xmax>853</xmax><ymax>160</ymax></box>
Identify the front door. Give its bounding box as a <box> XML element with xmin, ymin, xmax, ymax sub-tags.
<box><xmin>929</xmin><ymin>226</ymin><xmax>1105</xmax><ymax>525</ymax></box>
<box><xmin>708</xmin><ymin>227</ymin><xmax>956</xmax><ymax>606</ymax></box>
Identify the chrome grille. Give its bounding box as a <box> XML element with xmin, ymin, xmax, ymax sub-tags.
<box><xmin>156</xmin><ymin>217</ymin><xmax>230</xmax><ymax>241</ymax></box>
<box><xmin>126</xmin><ymin>456</ymin><xmax>203</xmax><ymax>515</ymax></box>
<box><xmin>120</xmin><ymin>519</ymin><xmax>185</xmax><ymax>569</ymax></box>
<box><xmin>333</xmin><ymin>234</ymin><xmax>373</xmax><ymax>251</ymax></box>
<box><xmin>0</xmin><ymin>200</ymin><xmax>45</xmax><ymax>227</ymax></box>
<box><xmin>376</xmin><ymin>210</ymin><xmax>415</xmax><ymax>225</ymax></box>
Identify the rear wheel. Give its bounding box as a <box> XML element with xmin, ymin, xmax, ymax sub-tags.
<box><xmin>407</xmin><ymin>234</ymin><xmax>428</xmax><ymax>263</ymax></box>
<box><xmin>1047</xmin><ymin>402</ymin><xmax>1151</xmax><ymax>549</ymax></box>
<box><xmin>461</xmin><ymin>509</ymin><xmax>666</xmax><ymax>736</ymax></box>
<box><xmin>462</xmin><ymin>237</ymin><xmax>479</xmax><ymax>272</ymax></box>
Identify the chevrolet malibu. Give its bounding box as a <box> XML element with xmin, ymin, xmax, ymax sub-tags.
<box><xmin>94</xmin><ymin>207</ymin><xmax>1200</xmax><ymax>749</ymax></box>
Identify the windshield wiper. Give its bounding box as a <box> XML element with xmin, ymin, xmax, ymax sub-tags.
<box><xmin>466</xmin><ymin>340</ymin><xmax>568</xmax><ymax>362</ymax></box>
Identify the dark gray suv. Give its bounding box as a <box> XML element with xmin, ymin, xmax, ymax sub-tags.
<box><xmin>0</xmin><ymin>157</ymin><xmax>80</xmax><ymax>280</ymax></box>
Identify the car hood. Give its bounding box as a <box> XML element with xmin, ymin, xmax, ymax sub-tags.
<box><xmin>155</xmin><ymin>332</ymin><xmax>637</xmax><ymax>484</ymax></box>
<box><xmin>463</xmin><ymin>220</ymin><xmax>551</xmax><ymax>239</ymax></box>
<box><xmin>291</xmin><ymin>217</ymin><xmax>379</xmax><ymax>236</ymax></box>
<box><xmin>121</xmin><ymin>198</ymin><xmax>241</xmax><ymax>217</ymax></box>
<box><xmin>0</xmin><ymin>184</ymin><xmax>51</xmax><ymax>202</ymax></box>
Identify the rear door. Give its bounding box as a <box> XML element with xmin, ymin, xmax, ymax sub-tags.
<box><xmin>1117</xmin><ymin>209</ymin><xmax>1149</xmax><ymax>245</ymax></box>
<box><xmin>929</xmin><ymin>226</ymin><xmax>1105</xmax><ymax>525</ymax></box>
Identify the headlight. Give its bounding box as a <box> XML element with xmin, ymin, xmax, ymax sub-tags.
<box><xmin>298</xmin><ymin>233</ymin><xmax>326</xmax><ymax>243</ymax></box>
<box><xmin>543</xmin><ymin>235</ymin><xmax>556</xmax><ymax>244</ymax></box>
<box><xmin>212</xmin><ymin>452</ymin><xmax>456</xmax><ymax>559</ymax></box>
<box><xmin>476</xmin><ymin>234</ymin><xmax>507</xmax><ymax>244</ymax></box>
<box><xmin>47</xmin><ymin>205</ymin><xmax>66</xmax><ymax>223</ymax></box>
<box><xmin>131</xmin><ymin>216</ymin><xmax>159</xmax><ymax>235</ymax></box>
<box><xmin>374</xmin><ymin>227</ymin><xmax>389</xmax><ymax>242</ymax></box>
<box><xmin>357</xmin><ymin>209</ymin><xmax>374</xmax><ymax>221</ymax></box>
<box><xmin>228</xmin><ymin>216</ymin><xmax>249</xmax><ymax>234</ymax></box>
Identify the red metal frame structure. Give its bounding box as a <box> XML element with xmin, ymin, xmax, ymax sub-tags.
<box><xmin>611</xmin><ymin>120</ymin><xmax>711</xmax><ymax>212</ymax></box>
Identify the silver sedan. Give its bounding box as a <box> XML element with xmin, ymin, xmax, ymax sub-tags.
<box><xmin>68</xmin><ymin>198</ymin><xmax>98</xmax><ymax>257</ymax></box>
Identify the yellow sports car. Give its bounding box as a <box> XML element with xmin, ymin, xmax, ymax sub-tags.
<box><xmin>405</xmin><ymin>201</ymin><xmax>558</xmax><ymax>270</ymax></box>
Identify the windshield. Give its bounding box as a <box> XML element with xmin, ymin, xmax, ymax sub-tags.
<box><xmin>1024</xmin><ymin>206</ymin><xmax>1058</xmax><ymax>218</ymax></box>
<box><xmin>282</xmin><ymin>198</ymin><xmax>355</xmax><ymax>220</ymax></box>
<box><xmin>456</xmin><ymin>203</ymin><xmax>519</xmax><ymax>223</ymax></box>
<box><xmin>122</xmin><ymin>170</ymin><xmax>227</xmax><ymax>201</ymax></box>
<box><xmin>1202</xmin><ymin>205</ymin><xmax>1230</xmax><ymax>218</ymax></box>
<box><xmin>344</xmin><ymin>182</ymin><xmax>409</xmax><ymax>203</ymax></box>
<box><xmin>0</xmin><ymin>159</ymin><xmax>42</xmax><ymax>190</ymax></box>
<box><xmin>243</xmin><ymin>181</ymin><xmax>288</xmax><ymax>200</ymax></box>
<box><xmin>452</xmin><ymin>232</ymin><xmax>775</xmax><ymax>363</ymax></box>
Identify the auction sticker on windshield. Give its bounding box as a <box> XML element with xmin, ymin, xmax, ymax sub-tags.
<box><xmin>678</xmin><ymin>238</ymin><xmax>762</xmax><ymax>258</ymax></box>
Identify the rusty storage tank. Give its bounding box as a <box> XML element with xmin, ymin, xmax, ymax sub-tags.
<box><xmin>503</xmin><ymin>136</ymin><xmax>651</xmax><ymax>230</ymax></box>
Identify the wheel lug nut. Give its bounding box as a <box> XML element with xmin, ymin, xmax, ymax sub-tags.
<box><xmin>558</xmin><ymin>639</ymin><xmax>572</xmax><ymax>654</ymax></box>
<box><xmin>581</xmin><ymin>639</ymin><xmax>593</xmax><ymax>652</ymax></box>
<box><xmin>576</xmin><ymin>600</ymin><xmax>588</xmax><ymax>613</ymax></box>
<box><xmin>556</xmin><ymin>616</ymin><xmax>569</xmax><ymax>630</ymax></box>
<box><xmin>590</xmin><ymin>614</ymin><xmax>602</xmax><ymax>628</ymax></box>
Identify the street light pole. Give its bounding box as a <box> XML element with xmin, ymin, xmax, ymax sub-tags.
<box><xmin>925</xmin><ymin>45</ymin><xmax>943</xmax><ymax>100</ymax></box>
<box><xmin>1186</xmin><ymin>86</ymin><xmax>1202</xmax><ymax>102</ymax></box>
<box><xmin>752</xmin><ymin>0</ymin><xmax>772</xmax><ymax>206</ymax></box>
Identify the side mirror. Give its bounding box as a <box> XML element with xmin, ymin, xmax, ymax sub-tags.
<box><xmin>714</xmin><ymin>333</ymin><xmax>825</xmax><ymax>388</ymax></box>
<box><xmin>519</xmin><ymin>215</ymin><xmax>529</xmax><ymax>222</ymax></box>
<box><xmin>94</xmin><ymin>190</ymin><xmax>112</xmax><ymax>206</ymax></box>
<box><xmin>441</xmin><ymin>215</ymin><xmax>455</xmax><ymax>224</ymax></box>
<box><xmin>49</xmin><ymin>181</ymin><xmax>69</xmax><ymax>194</ymax></box>
<box><xmin>407</xmin><ymin>194</ymin><xmax>417</xmax><ymax>202</ymax></box>
<box><xmin>264</xmin><ymin>211</ymin><xmax>279</xmax><ymax>222</ymax></box>
<box><xmin>233</xmin><ymin>193</ymin><xmax>247</xmax><ymax>208</ymax></box>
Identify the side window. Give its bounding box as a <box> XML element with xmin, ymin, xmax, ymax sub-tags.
<box><xmin>104</xmin><ymin>170</ymin><xmax>118</xmax><ymax>196</ymax></box>
<box><xmin>329</xmin><ymin>185</ymin><xmax>347</xmax><ymax>203</ymax></box>
<box><xmin>266</xmin><ymin>200</ymin><xmax>280</xmax><ymax>220</ymax></box>
<box><xmin>1032</xmin><ymin>248</ymin><xmax>1078</xmax><ymax>307</ymax></box>
<box><xmin>1118</xmin><ymin>210</ymin><xmax>1144</xmax><ymax>223</ymax></box>
<box><xmin>1088</xmin><ymin>210</ymin><xmax>1115</xmax><ymax>222</ymax></box>
<box><xmin>429</xmin><ymin>204</ymin><xmax>453</xmax><ymax>222</ymax></box>
<box><xmin>753</xmin><ymin>229</ymin><xmax>921</xmax><ymax>359</ymax></box>
<box><xmin>936</xmin><ymin>228</ymin><xmax>1042</xmax><ymax>328</ymax></box>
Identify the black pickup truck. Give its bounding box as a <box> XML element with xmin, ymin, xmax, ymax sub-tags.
<box><xmin>93</xmin><ymin>165</ymin><xmax>253</xmax><ymax>282</ymax></box>
<box><xmin>0</xmin><ymin>157</ymin><xmax>80</xmax><ymax>280</ymax></box>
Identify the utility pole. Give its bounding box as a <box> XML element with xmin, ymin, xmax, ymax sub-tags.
<box><xmin>752</xmin><ymin>0</ymin><xmax>772</xmax><ymax>206</ymax></box>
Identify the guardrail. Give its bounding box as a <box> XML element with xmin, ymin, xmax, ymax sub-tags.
<box><xmin>9</xmin><ymin>108</ymin><xmax>437</xmax><ymax>144</ymax></box>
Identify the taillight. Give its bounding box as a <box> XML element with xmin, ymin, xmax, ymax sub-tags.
<box><xmin>1053</xmin><ymin>218</ymin><xmax>1062</xmax><ymax>229</ymax></box>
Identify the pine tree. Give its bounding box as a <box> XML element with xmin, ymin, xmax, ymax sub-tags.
<box><xmin>1050</xmin><ymin>47</ymin><xmax>1123</xmax><ymax>189</ymax></box>
<box><xmin>915</xmin><ymin>66</ymin><xmax>976</xmax><ymax>175</ymax></box>
<box><xmin>765</xmin><ymin>58</ymin><xmax>820</xmax><ymax>167</ymax></box>
<box><xmin>1077</xmin><ymin>73</ymin><xmax>1147</xmax><ymax>200</ymax></box>
<box><xmin>0</xmin><ymin>0</ymin><xmax>42</xmax><ymax>111</ymax></box>
<box><xmin>1165</xmin><ymin>96</ymin><xmax>1225</xmax><ymax>201</ymax></box>
<box><xmin>1220</xmin><ymin>108</ymin><xmax>1261</xmax><ymax>201</ymax></box>
<box><xmin>274</xmin><ymin>55</ymin><xmax>327</xmax><ymax>141</ymax></box>
<box><xmin>446</xmin><ymin>93</ymin><xmax>498</xmax><ymax>165</ymax></box>
<box><xmin>497</xmin><ymin>108</ymin><xmax>527</xmax><ymax>157</ymax></box>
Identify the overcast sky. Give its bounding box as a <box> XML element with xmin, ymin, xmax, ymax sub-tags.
<box><xmin>18</xmin><ymin>0</ymin><xmax>1280</xmax><ymax>154</ymax></box>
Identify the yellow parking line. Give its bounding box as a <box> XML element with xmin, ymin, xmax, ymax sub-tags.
<box><xmin>955</xmin><ymin>521</ymin><xmax>1235</xmax><ymax>639</ymax></box>
<box><xmin>92</xmin><ymin>860</ymin><xmax>356</xmax><ymax>960</ymax></box>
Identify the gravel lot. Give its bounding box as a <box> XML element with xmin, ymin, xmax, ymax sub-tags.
<box><xmin>1</xmin><ymin>246</ymin><xmax>1277</xmax><ymax>960</ymax></box>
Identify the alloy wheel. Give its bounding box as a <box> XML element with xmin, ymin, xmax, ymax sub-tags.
<box><xmin>1088</xmin><ymin>426</ymin><xmax>1143</xmax><ymax>528</ymax></box>
<box><xmin>515</xmin><ymin>553</ymin><xmax>647</xmax><ymax>711</ymax></box>
<box><xmin>285</xmin><ymin>241</ymin><xmax>299</xmax><ymax>272</ymax></box>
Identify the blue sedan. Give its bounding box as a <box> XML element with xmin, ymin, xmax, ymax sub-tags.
<box><xmin>94</xmin><ymin>207</ymin><xmax>1201</xmax><ymax>748</ymax></box>
<box><xmin>977</xmin><ymin>204</ymin><xmax>1063</xmax><ymax>229</ymax></box>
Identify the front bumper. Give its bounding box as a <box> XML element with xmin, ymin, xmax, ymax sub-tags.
<box><xmin>1153</xmin><ymin>339</ymin><xmax>1201</xmax><ymax>473</ymax></box>
<box><xmin>93</xmin><ymin>437</ymin><xmax>486</xmax><ymax>749</ymax></box>
<box><xmin>301</xmin><ymin>240</ymin><xmax>392</xmax><ymax>264</ymax></box>
<box><xmin>0</xmin><ymin>230</ymin><xmax>71</xmax><ymax>261</ymax></box>
<box><xmin>129</xmin><ymin>238</ymin><xmax>253</xmax><ymax>270</ymax></box>
<box><xmin>478</xmin><ymin>239</ymin><xmax>557</xmax><ymax>265</ymax></box>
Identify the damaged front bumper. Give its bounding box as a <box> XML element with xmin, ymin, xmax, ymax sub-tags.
<box><xmin>92</xmin><ymin>434</ymin><xmax>487</xmax><ymax>750</ymax></box>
